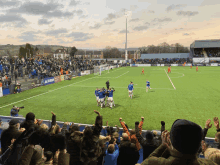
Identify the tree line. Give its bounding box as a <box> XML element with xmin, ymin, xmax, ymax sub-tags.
<box><xmin>102</xmin><ymin>42</ymin><xmax>189</xmax><ymax>58</ymax></box>
<box><xmin>18</xmin><ymin>42</ymin><xmax>189</xmax><ymax>59</ymax></box>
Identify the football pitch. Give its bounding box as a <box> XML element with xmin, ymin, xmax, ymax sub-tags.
<box><xmin>0</xmin><ymin>66</ymin><xmax>220</xmax><ymax>137</ymax></box>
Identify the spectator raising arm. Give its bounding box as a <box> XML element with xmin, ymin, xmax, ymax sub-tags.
<box><xmin>93</xmin><ymin>110</ymin><xmax>103</xmax><ymax>137</ymax></box>
<box><xmin>214</xmin><ymin>117</ymin><xmax>220</xmax><ymax>132</ymax></box>
<box><xmin>203</xmin><ymin>119</ymin><xmax>212</xmax><ymax>140</ymax></box>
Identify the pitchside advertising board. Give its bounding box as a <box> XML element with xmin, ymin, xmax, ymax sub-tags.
<box><xmin>211</xmin><ymin>63</ymin><xmax>218</xmax><ymax>66</ymax></box>
<box><xmin>193</xmin><ymin>58</ymin><xmax>210</xmax><ymax>63</ymax></box>
<box><xmin>81</xmin><ymin>70</ymin><xmax>90</xmax><ymax>76</ymax></box>
<box><xmin>171</xmin><ymin>64</ymin><xmax>178</xmax><ymax>66</ymax></box>
<box><xmin>0</xmin><ymin>83</ymin><xmax>3</xmax><ymax>97</ymax></box>
<box><xmin>44</xmin><ymin>77</ymin><xmax>55</xmax><ymax>85</ymax></box>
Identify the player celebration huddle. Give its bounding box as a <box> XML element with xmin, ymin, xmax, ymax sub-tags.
<box><xmin>95</xmin><ymin>80</ymin><xmax>115</xmax><ymax>109</ymax></box>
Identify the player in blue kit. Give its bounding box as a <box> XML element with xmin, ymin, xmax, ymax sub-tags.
<box><xmin>95</xmin><ymin>88</ymin><xmax>100</xmax><ymax>106</ymax></box>
<box><xmin>98</xmin><ymin>89</ymin><xmax>105</xmax><ymax>108</ymax></box>
<box><xmin>146</xmin><ymin>79</ymin><xmax>150</xmax><ymax>92</ymax></box>
<box><xmin>128</xmin><ymin>82</ymin><xmax>134</xmax><ymax>99</ymax></box>
<box><xmin>103</xmin><ymin>88</ymin><xmax>107</xmax><ymax>101</ymax></box>
<box><xmin>107</xmin><ymin>88</ymin><xmax>115</xmax><ymax>109</ymax></box>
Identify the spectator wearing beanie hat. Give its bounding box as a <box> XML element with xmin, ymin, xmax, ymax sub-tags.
<box><xmin>20</xmin><ymin>112</ymin><xmax>39</xmax><ymax>132</ymax></box>
<box><xmin>1</xmin><ymin>119</ymin><xmax>22</xmax><ymax>154</ymax></box>
<box><xmin>141</xmin><ymin>119</ymin><xmax>217</xmax><ymax>165</ymax></box>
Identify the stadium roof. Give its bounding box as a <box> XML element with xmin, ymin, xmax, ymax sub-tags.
<box><xmin>190</xmin><ymin>39</ymin><xmax>220</xmax><ymax>48</ymax></box>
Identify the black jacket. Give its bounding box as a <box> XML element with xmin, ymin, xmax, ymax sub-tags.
<box><xmin>1</xmin><ymin>126</ymin><xmax>22</xmax><ymax>153</ymax></box>
<box><xmin>117</xmin><ymin>140</ymin><xmax>140</xmax><ymax>165</ymax></box>
<box><xmin>135</xmin><ymin>124</ymin><xmax>159</xmax><ymax>160</ymax></box>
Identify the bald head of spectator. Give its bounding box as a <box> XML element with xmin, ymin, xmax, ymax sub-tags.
<box><xmin>122</xmin><ymin>133</ymin><xmax>129</xmax><ymax>141</ymax></box>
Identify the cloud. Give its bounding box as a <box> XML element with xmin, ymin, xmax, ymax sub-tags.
<box><xmin>200</xmin><ymin>0</ymin><xmax>219</xmax><ymax>6</ymax></box>
<box><xmin>7</xmin><ymin>35</ymin><xmax>14</xmax><ymax>39</ymax></box>
<box><xmin>76</xmin><ymin>9</ymin><xmax>83</xmax><ymax>15</ymax></box>
<box><xmin>80</xmin><ymin>15</ymin><xmax>88</xmax><ymax>19</ymax></box>
<box><xmin>43</xmin><ymin>39</ymin><xmax>53</xmax><ymax>44</ymax></box>
<box><xmin>0</xmin><ymin>14</ymin><xmax>27</xmax><ymax>23</ymax></box>
<box><xmin>183</xmin><ymin>33</ymin><xmax>189</xmax><ymax>35</ymax></box>
<box><xmin>119</xmin><ymin>30</ymin><xmax>130</xmax><ymax>33</ymax></box>
<box><xmin>166</xmin><ymin>4</ymin><xmax>187</xmax><ymax>12</ymax></box>
<box><xmin>89</xmin><ymin>23</ymin><xmax>102</xmax><ymax>29</ymax></box>
<box><xmin>130</xmin><ymin>5</ymin><xmax>138</xmax><ymax>11</ymax></box>
<box><xmin>105</xmin><ymin>13</ymin><xmax>117</xmax><ymax>21</ymax></box>
<box><xmin>38</xmin><ymin>18</ymin><xmax>52</xmax><ymax>25</ymax></box>
<box><xmin>148</xmin><ymin>10</ymin><xmax>155</xmax><ymax>13</ymax></box>
<box><xmin>66</xmin><ymin>32</ymin><xmax>94</xmax><ymax>41</ymax></box>
<box><xmin>0</xmin><ymin>0</ymin><xmax>20</xmax><ymax>7</ymax></box>
<box><xmin>45</xmin><ymin>28</ymin><xmax>68</xmax><ymax>36</ymax></box>
<box><xmin>57</xmin><ymin>39</ymin><xmax>73</xmax><ymax>44</ymax></box>
<box><xmin>152</xmin><ymin>17</ymin><xmax>172</xmax><ymax>23</ymax></box>
<box><xmin>176</xmin><ymin>11</ymin><xmax>199</xmax><ymax>17</ymax></box>
<box><xmin>69</xmin><ymin>0</ymin><xmax>80</xmax><ymax>6</ymax></box>
<box><xmin>7</xmin><ymin>2</ymin><xmax>61</xmax><ymax>15</ymax></box>
<box><xmin>105</xmin><ymin>21</ymin><xmax>115</xmax><ymax>25</ymax></box>
<box><xmin>175</xmin><ymin>28</ymin><xmax>184</xmax><ymax>30</ymax></box>
<box><xmin>6</xmin><ymin>1</ymin><xmax>73</xmax><ymax>18</ymax></box>
<box><xmin>129</xmin><ymin>18</ymin><xmax>140</xmax><ymax>22</ymax></box>
<box><xmin>18</xmin><ymin>31</ymin><xmax>39</xmax><ymax>42</ymax></box>
<box><xmin>133</xmin><ymin>25</ymin><xmax>148</xmax><ymax>31</ymax></box>
<box><xmin>45</xmin><ymin>10</ymin><xmax>74</xmax><ymax>18</ymax></box>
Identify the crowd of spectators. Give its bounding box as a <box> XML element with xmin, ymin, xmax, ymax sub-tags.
<box><xmin>1</xmin><ymin>110</ymin><xmax>220</xmax><ymax>165</ymax></box>
<box><xmin>193</xmin><ymin>49</ymin><xmax>204</xmax><ymax>57</ymax></box>
<box><xmin>205</xmin><ymin>49</ymin><xmax>220</xmax><ymax>57</ymax></box>
<box><xmin>0</xmin><ymin>57</ymin><xmax>107</xmax><ymax>80</ymax></box>
<box><xmin>0</xmin><ymin>56</ymin><xmax>109</xmax><ymax>90</ymax></box>
<box><xmin>135</xmin><ymin>58</ymin><xmax>192</xmax><ymax>64</ymax></box>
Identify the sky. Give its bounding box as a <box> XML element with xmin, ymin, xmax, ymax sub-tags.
<box><xmin>0</xmin><ymin>0</ymin><xmax>220</xmax><ymax>49</ymax></box>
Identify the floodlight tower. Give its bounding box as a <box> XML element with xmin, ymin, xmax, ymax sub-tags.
<box><xmin>124</xmin><ymin>10</ymin><xmax>131</xmax><ymax>61</ymax></box>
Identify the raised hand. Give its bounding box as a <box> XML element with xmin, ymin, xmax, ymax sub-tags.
<box><xmin>141</xmin><ymin>117</ymin><xmax>144</xmax><ymax>121</ymax></box>
<box><xmin>94</xmin><ymin>110</ymin><xmax>100</xmax><ymax>116</ymax></box>
<box><xmin>214</xmin><ymin>117</ymin><xmax>219</xmax><ymax>129</ymax></box>
<box><xmin>51</xmin><ymin>111</ymin><xmax>55</xmax><ymax>116</ymax></box>
<box><xmin>205</xmin><ymin>119</ymin><xmax>212</xmax><ymax>129</ymax></box>
<box><xmin>55</xmin><ymin>149</ymin><xmax>60</xmax><ymax>159</ymax></box>
<box><xmin>161</xmin><ymin>130</ymin><xmax>172</xmax><ymax>149</ymax></box>
<box><xmin>119</xmin><ymin>118</ymin><xmax>122</xmax><ymax>122</ymax></box>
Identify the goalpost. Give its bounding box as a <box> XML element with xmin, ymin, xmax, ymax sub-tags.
<box><xmin>94</xmin><ymin>64</ymin><xmax>109</xmax><ymax>75</ymax></box>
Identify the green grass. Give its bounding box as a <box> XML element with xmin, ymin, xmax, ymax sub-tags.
<box><xmin>1</xmin><ymin>66</ymin><xmax>220</xmax><ymax>138</ymax></box>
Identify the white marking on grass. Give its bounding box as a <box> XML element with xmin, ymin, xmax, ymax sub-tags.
<box><xmin>116</xmin><ymin>71</ymin><xmax>129</xmax><ymax>78</ymax></box>
<box><xmin>71</xmin><ymin>85</ymin><xmax>175</xmax><ymax>90</ymax></box>
<box><xmin>0</xmin><ymin>77</ymin><xmax>95</xmax><ymax>109</ymax></box>
<box><xmin>164</xmin><ymin>69</ymin><xmax>176</xmax><ymax>90</ymax></box>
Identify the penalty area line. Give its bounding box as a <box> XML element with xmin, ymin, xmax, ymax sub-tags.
<box><xmin>164</xmin><ymin>69</ymin><xmax>176</xmax><ymax>90</ymax></box>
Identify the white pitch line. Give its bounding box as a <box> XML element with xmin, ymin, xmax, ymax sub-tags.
<box><xmin>0</xmin><ymin>76</ymin><xmax>95</xmax><ymax>109</ymax></box>
<box><xmin>116</xmin><ymin>71</ymin><xmax>129</xmax><ymax>78</ymax></box>
<box><xmin>71</xmin><ymin>85</ymin><xmax>175</xmax><ymax>90</ymax></box>
<box><xmin>164</xmin><ymin>69</ymin><xmax>176</xmax><ymax>90</ymax></box>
